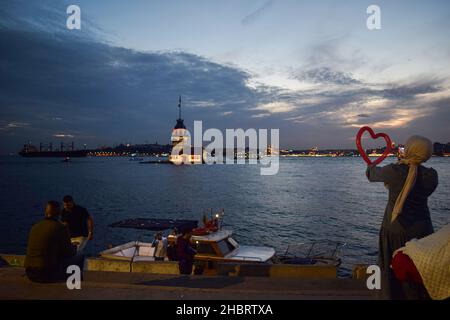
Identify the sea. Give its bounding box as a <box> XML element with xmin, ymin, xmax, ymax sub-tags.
<box><xmin>1</xmin><ymin>155</ymin><xmax>449</xmax><ymax>276</ymax></box>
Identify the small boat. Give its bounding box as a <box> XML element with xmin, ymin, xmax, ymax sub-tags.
<box><xmin>129</xmin><ymin>154</ymin><xmax>144</xmax><ymax>161</ymax></box>
<box><xmin>99</xmin><ymin>229</ymin><xmax>276</xmax><ymax>264</ymax></box>
<box><xmin>99</xmin><ymin>213</ymin><xmax>344</xmax><ymax>276</ymax></box>
<box><xmin>100</xmin><ymin>218</ymin><xmax>198</xmax><ymax>261</ymax></box>
<box><xmin>100</xmin><ymin>212</ymin><xmax>275</xmax><ymax>265</ymax></box>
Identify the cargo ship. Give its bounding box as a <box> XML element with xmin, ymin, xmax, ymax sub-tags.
<box><xmin>18</xmin><ymin>142</ymin><xmax>88</xmax><ymax>158</ymax></box>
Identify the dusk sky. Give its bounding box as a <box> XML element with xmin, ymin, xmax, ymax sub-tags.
<box><xmin>1</xmin><ymin>0</ymin><xmax>449</xmax><ymax>153</ymax></box>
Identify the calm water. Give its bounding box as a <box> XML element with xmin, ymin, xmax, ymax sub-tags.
<box><xmin>1</xmin><ymin>156</ymin><xmax>449</xmax><ymax>276</ymax></box>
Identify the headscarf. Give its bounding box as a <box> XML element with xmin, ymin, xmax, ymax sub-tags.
<box><xmin>391</xmin><ymin>136</ymin><xmax>433</xmax><ymax>222</ymax></box>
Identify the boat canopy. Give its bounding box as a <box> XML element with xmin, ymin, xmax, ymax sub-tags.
<box><xmin>108</xmin><ymin>218</ymin><xmax>198</xmax><ymax>231</ymax></box>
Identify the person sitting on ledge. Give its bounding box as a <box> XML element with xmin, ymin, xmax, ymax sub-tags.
<box><xmin>391</xmin><ymin>223</ymin><xmax>450</xmax><ymax>300</ymax></box>
<box><xmin>24</xmin><ymin>201</ymin><xmax>84</xmax><ymax>283</ymax></box>
<box><xmin>61</xmin><ymin>195</ymin><xmax>94</xmax><ymax>253</ymax></box>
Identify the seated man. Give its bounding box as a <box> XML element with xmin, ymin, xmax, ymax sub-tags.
<box><xmin>61</xmin><ymin>195</ymin><xmax>94</xmax><ymax>253</ymax></box>
<box><xmin>25</xmin><ymin>201</ymin><xmax>83</xmax><ymax>283</ymax></box>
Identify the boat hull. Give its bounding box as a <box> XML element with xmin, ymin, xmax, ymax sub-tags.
<box><xmin>19</xmin><ymin>150</ymin><xmax>88</xmax><ymax>157</ymax></box>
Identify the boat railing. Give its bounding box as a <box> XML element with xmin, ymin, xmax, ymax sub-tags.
<box><xmin>236</xmin><ymin>255</ymin><xmax>263</xmax><ymax>262</ymax></box>
<box><xmin>280</xmin><ymin>241</ymin><xmax>347</xmax><ymax>261</ymax></box>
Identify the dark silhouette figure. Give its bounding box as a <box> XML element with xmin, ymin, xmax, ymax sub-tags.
<box><xmin>25</xmin><ymin>201</ymin><xmax>84</xmax><ymax>283</ymax></box>
<box><xmin>176</xmin><ymin>229</ymin><xmax>196</xmax><ymax>275</ymax></box>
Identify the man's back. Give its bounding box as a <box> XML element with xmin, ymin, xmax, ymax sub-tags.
<box><xmin>25</xmin><ymin>218</ymin><xmax>75</xmax><ymax>270</ymax></box>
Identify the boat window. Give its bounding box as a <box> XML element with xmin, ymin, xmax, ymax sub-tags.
<box><xmin>228</xmin><ymin>237</ymin><xmax>238</xmax><ymax>248</ymax></box>
<box><xmin>217</xmin><ymin>239</ymin><xmax>235</xmax><ymax>256</ymax></box>
<box><xmin>196</xmin><ymin>242</ymin><xmax>217</xmax><ymax>256</ymax></box>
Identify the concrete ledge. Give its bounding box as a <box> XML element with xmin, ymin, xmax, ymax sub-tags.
<box><xmin>352</xmin><ymin>264</ymin><xmax>370</xmax><ymax>280</ymax></box>
<box><xmin>132</xmin><ymin>261</ymin><xmax>179</xmax><ymax>274</ymax></box>
<box><xmin>86</xmin><ymin>258</ymin><xmax>131</xmax><ymax>272</ymax></box>
<box><xmin>2</xmin><ymin>254</ymin><xmax>346</xmax><ymax>279</ymax></box>
<box><xmin>0</xmin><ymin>267</ymin><xmax>377</xmax><ymax>300</ymax></box>
<box><xmin>0</xmin><ymin>254</ymin><xmax>25</xmax><ymax>267</ymax></box>
<box><xmin>217</xmin><ymin>263</ymin><xmax>337</xmax><ymax>278</ymax></box>
<box><xmin>270</xmin><ymin>264</ymin><xmax>336</xmax><ymax>278</ymax></box>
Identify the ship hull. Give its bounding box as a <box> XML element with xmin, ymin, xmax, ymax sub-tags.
<box><xmin>19</xmin><ymin>150</ymin><xmax>88</xmax><ymax>158</ymax></box>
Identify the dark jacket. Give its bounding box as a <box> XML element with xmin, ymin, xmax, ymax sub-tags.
<box><xmin>25</xmin><ymin>217</ymin><xmax>76</xmax><ymax>270</ymax></box>
<box><xmin>176</xmin><ymin>236</ymin><xmax>196</xmax><ymax>275</ymax></box>
<box><xmin>366</xmin><ymin>163</ymin><xmax>438</xmax><ymax>228</ymax></box>
<box><xmin>61</xmin><ymin>205</ymin><xmax>90</xmax><ymax>238</ymax></box>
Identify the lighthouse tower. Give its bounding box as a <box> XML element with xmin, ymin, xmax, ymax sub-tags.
<box><xmin>169</xmin><ymin>96</ymin><xmax>190</xmax><ymax>164</ymax></box>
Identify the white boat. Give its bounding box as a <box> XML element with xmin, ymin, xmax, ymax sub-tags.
<box><xmin>100</xmin><ymin>241</ymin><xmax>157</xmax><ymax>262</ymax></box>
<box><xmin>99</xmin><ymin>216</ymin><xmax>343</xmax><ymax>276</ymax></box>
<box><xmin>129</xmin><ymin>154</ymin><xmax>144</xmax><ymax>161</ymax></box>
<box><xmin>99</xmin><ymin>229</ymin><xmax>275</xmax><ymax>264</ymax></box>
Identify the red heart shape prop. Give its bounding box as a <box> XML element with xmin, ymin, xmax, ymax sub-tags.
<box><xmin>356</xmin><ymin>126</ymin><xmax>392</xmax><ymax>166</ymax></box>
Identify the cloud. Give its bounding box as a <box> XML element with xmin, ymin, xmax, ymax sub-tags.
<box><xmin>0</xmin><ymin>3</ymin><xmax>272</xmax><ymax>152</ymax></box>
<box><xmin>54</xmin><ymin>133</ymin><xmax>74</xmax><ymax>138</ymax></box>
<box><xmin>188</xmin><ymin>100</ymin><xmax>218</xmax><ymax>108</ymax></box>
<box><xmin>283</xmin><ymin>115</ymin><xmax>304</xmax><ymax>123</ymax></box>
<box><xmin>251</xmin><ymin>113</ymin><xmax>271</xmax><ymax>118</ymax></box>
<box><xmin>0</xmin><ymin>121</ymin><xmax>30</xmax><ymax>130</ymax></box>
<box><xmin>283</xmin><ymin>80</ymin><xmax>444</xmax><ymax>126</ymax></box>
<box><xmin>253</xmin><ymin>101</ymin><xmax>295</xmax><ymax>113</ymax></box>
<box><xmin>241</xmin><ymin>0</ymin><xmax>275</xmax><ymax>26</ymax></box>
<box><xmin>0</xmin><ymin>1</ymin><xmax>448</xmax><ymax>152</ymax></box>
<box><xmin>292</xmin><ymin>67</ymin><xmax>361</xmax><ymax>85</ymax></box>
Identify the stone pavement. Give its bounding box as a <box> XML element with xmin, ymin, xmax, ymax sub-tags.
<box><xmin>0</xmin><ymin>267</ymin><xmax>377</xmax><ymax>300</ymax></box>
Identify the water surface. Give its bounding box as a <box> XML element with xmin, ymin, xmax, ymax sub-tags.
<box><xmin>1</xmin><ymin>156</ymin><xmax>448</xmax><ymax>276</ymax></box>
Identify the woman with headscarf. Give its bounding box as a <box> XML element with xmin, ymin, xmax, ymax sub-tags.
<box><xmin>366</xmin><ymin>135</ymin><xmax>438</xmax><ymax>299</ymax></box>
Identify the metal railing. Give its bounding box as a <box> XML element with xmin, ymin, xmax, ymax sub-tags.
<box><xmin>279</xmin><ymin>241</ymin><xmax>347</xmax><ymax>261</ymax></box>
<box><xmin>235</xmin><ymin>255</ymin><xmax>263</xmax><ymax>262</ymax></box>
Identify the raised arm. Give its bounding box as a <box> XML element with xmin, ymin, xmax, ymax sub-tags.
<box><xmin>366</xmin><ymin>163</ymin><xmax>396</xmax><ymax>183</ymax></box>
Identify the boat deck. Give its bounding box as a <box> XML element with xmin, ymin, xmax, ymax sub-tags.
<box><xmin>192</xmin><ymin>229</ymin><xmax>232</xmax><ymax>242</ymax></box>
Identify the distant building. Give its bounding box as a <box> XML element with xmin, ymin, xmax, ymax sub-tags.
<box><xmin>308</xmin><ymin>146</ymin><xmax>319</xmax><ymax>156</ymax></box>
<box><xmin>433</xmin><ymin>142</ymin><xmax>450</xmax><ymax>156</ymax></box>
<box><xmin>169</xmin><ymin>96</ymin><xmax>203</xmax><ymax>164</ymax></box>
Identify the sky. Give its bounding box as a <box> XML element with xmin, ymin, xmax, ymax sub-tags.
<box><xmin>1</xmin><ymin>0</ymin><xmax>450</xmax><ymax>153</ymax></box>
